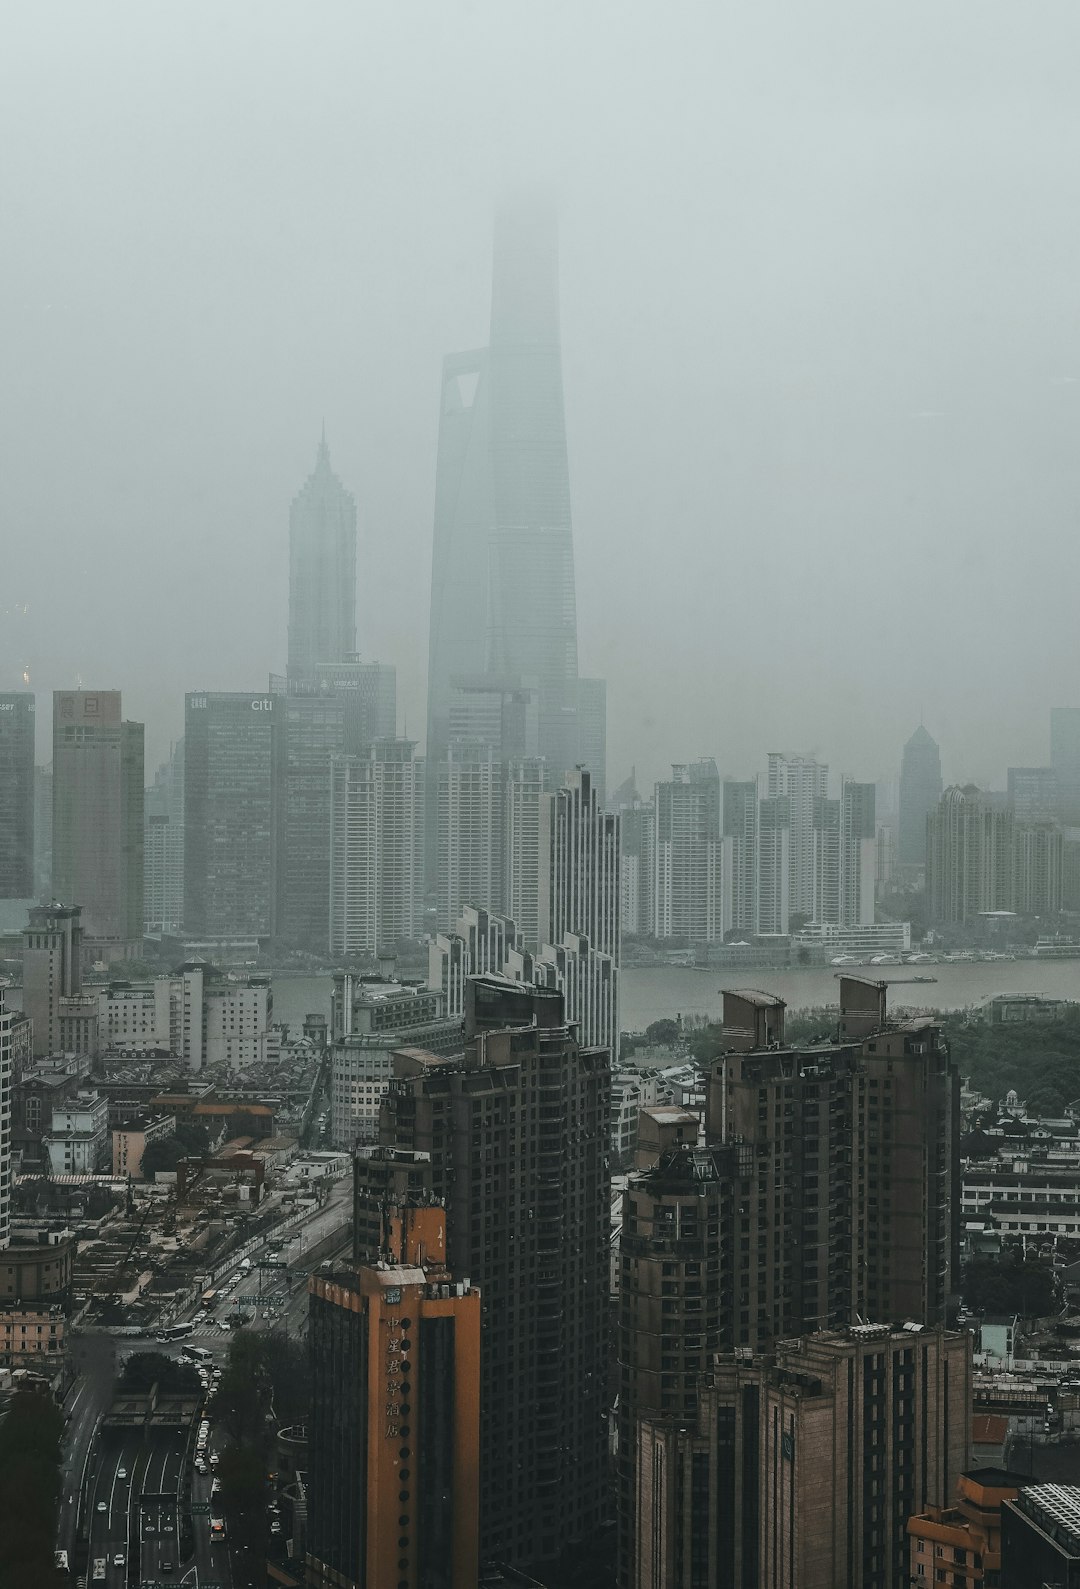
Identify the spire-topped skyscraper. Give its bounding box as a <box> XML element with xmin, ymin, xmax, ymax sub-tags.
<box><xmin>287</xmin><ymin>435</ymin><xmax>358</xmax><ymax>683</ymax></box>
<box><xmin>426</xmin><ymin>197</ymin><xmax>580</xmax><ymax>795</ymax></box>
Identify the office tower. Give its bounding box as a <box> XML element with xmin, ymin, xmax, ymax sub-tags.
<box><xmin>1008</xmin><ymin>765</ymin><xmax>1059</xmax><ymax>823</ymax></box>
<box><xmin>576</xmin><ymin>677</ymin><xmax>607</xmax><ymax>804</ymax></box>
<box><xmin>21</xmin><ymin>904</ymin><xmax>82</xmax><ymax>1058</ymax></box>
<box><xmin>306</xmin><ymin>1200</ymin><xmax>480</xmax><ymax>1589</ymax></box>
<box><xmin>1002</xmin><ymin>1484</ymin><xmax>1080</xmax><ymax>1587</ymax></box>
<box><xmin>377</xmin><ymin>977</ymin><xmax>609</xmax><ymax>1568</ymax></box>
<box><xmin>926</xmin><ymin>785</ymin><xmax>1015</xmax><ymax>923</ymax></box>
<box><xmin>33</xmin><ymin>764</ymin><xmax>52</xmax><ymax>899</ymax></box>
<box><xmin>287</xmin><ymin>435</ymin><xmax>357</xmax><ymax>684</ymax></box>
<box><xmin>183</xmin><ymin>692</ymin><xmax>280</xmax><ymax>942</ymax></box>
<box><xmin>0</xmin><ymin>991</ymin><xmax>12</xmax><ymax>1249</ymax></box>
<box><xmin>898</xmin><ymin>724</ymin><xmax>943</xmax><ymax>865</ymax></box>
<box><xmin>328</xmin><ymin>740</ymin><xmax>425</xmax><ymax>957</ymax></box>
<box><xmin>329</xmin><ymin>976</ymin><xmax>460</xmax><ymax>1148</ymax></box>
<box><xmin>721</xmin><ymin>779</ymin><xmax>758</xmax><ymax>934</ymax></box>
<box><xmin>767</xmin><ymin>752</ymin><xmax>828</xmax><ymax>917</ymax></box>
<box><xmin>52</xmin><ymin>690</ymin><xmax>144</xmax><ymax>949</ymax></box>
<box><xmin>426</xmin><ymin>198</ymin><xmax>579</xmax><ymax>795</ymax></box>
<box><xmin>756</xmin><ymin>793</ymin><xmax>791</xmax><ymax>933</ymax></box>
<box><xmin>275</xmin><ymin>660</ymin><xmax>397</xmax><ymax>948</ymax></box>
<box><xmin>435</xmin><ymin>739</ymin><xmax>502</xmax><ymax>930</ymax></box>
<box><xmin>0</xmin><ymin>694</ymin><xmax>34</xmax><ymax>898</ymax></box>
<box><xmin>143</xmin><ymin>740</ymin><xmax>184</xmax><ymax>936</ymax></box>
<box><xmin>502</xmin><ymin>755</ymin><xmax>544</xmax><ymax>946</ymax></box>
<box><xmin>653</xmin><ymin>760</ymin><xmax>723</xmax><ymax>941</ymax></box>
<box><xmin>619</xmin><ymin>795</ymin><xmax>655</xmax><ymax>938</ymax></box>
<box><xmin>814</xmin><ymin>780</ymin><xmax>876</xmax><ymax>927</ymax></box>
<box><xmin>634</xmin><ymin>1325</ymin><xmax>971</xmax><ymax>1589</ymax></box>
<box><xmin>875</xmin><ymin>820</ymin><xmax>896</xmax><ymax>894</ymax></box>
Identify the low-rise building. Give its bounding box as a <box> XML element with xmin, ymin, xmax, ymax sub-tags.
<box><xmin>111</xmin><ymin>1113</ymin><xmax>176</xmax><ymax>1179</ymax></box>
<box><xmin>908</xmin><ymin>1467</ymin><xmax>1027</xmax><ymax>1589</ymax></box>
<box><xmin>44</xmin><ymin>1089</ymin><xmax>108</xmax><ymax>1174</ymax></box>
<box><xmin>0</xmin><ymin>1304</ymin><xmax>66</xmax><ymax>1371</ymax></box>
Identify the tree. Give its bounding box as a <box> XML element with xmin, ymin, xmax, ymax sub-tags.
<box><xmin>644</xmin><ymin>1018</ymin><xmax>680</xmax><ymax>1047</ymax></box>
<box><xmin>121</xmin><ymin>1352</ymin><xmax>201</xmax><ymax>1395</ymax></box>
<box><xmin>217</xmin><ymin>1440</ymin><xmax>267</xmax><ymax>1551</ymax></box>
<box><xmin>962</xmin><ymin>1251</ymin><xmax>1057</xmax><ymax>1319</ymax></box>
<box><xmin>0</xmin><ymin>1387</ymin><xmax>64</xmax><ymax>1589</ymax></box>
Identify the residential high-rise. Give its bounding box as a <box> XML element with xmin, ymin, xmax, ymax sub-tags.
<box><xmin>767</xmin><ymin>753</ymin><xmax>828</xmax><ymax>917</ymax></box>
<box><xmin>183</xmin><ymin>692</ymin><xmax>280</xmax><ymax>942</ymax></box>
<box><xmin>21</xmin><ymin>903</ymin><xmax>82</xmax><ymax>1059</ymax></box>
<box><xmin>1052</xmin><ymin>707</ymin><xmax>1080</xmax><ymax>825</ymax></box>
<box><xmin>634</xmin><ymin>1325</ymin><xmax>971</xmax><ymax>1589</ymax></box>
<box><xmin>0</xmin><ymin>693</ymin><xmax>35</xmax><ymax>899</ymax></box>
<box><xmin>1008</xmin><ymin>765</ymin><xmax>1059</xmax><ymax>824</ymax></box>
<box><xmin>926</xmin><ymin>785</ymin><xmax>1015</xmax><ymax>923</ymax></box>
<box><xmin>654</xmin><ymin>760</ymin><xmax>723</xmax><ymax>941</ymax></box>
<box><xmin>756</xmin><ymin>793</ymin><xmax>791</xmax><ymax>933</ymax></box>
<box><xmin>52</xmin><ymin>690</ymin><xmax>144</xmax><ymax>949</ymax></box>
<box><xmin>329</xmin><ymin>976</ymin><xmax>460</xmax><ymax>1149</ymax></box>
<box><xmin>426</xmin><ymin>198</ymin><xmax>579</xmax><ymax>794</ymax></box>
<box><xmin>435</xmin><ymin>739</ymin><xmax>503</xmax><ymax>930</ymax></box>
<box><xmin>143</xmin><ymin>741</ymin><xmax>184</xmax><ymax>936</ymax></box>
<box><xmin>619</xmin><ymin>793</ymin><xmax>655</xmax><ymax>939</ymax></box>
<box><xmin>721</xmin><ymin>778</ymin><xmax>758</xmax><ymax>935</ymax></box>
<box><xmin>813</xmin><ymin>780</ymin><xmax>876</xmax><ymax>927</ymax></box>
<box><xmin>576</xmin><ymin>677</ymin><xmax>608</xmax><ymax>805</ymax></box>
<box><xmin>376</xmin><ymin>976</ymin><xmax>609</xmax><ymax>1569</ymax></box>
<box><xmin>275</xmin><ymin>662</ymin><xmax>397</xmax><ymax>948</ymax></box>
<box><xmin>0</xmin><ymin>990</ymin><xmax>13</xmax><ymax>1250</ymax></box>
<box><xmin>287</xmin><ymin>436</ymin><xmax>357</xmax><ymax>684</ymax></box>
<box><xmin>502</xmin><ymin>755</ymin><xmax>544</xmax><ymax>946</ymax></box>
<box><xmin>306</xmin><ymin>1200</ymin><xmax>480</xmax><ymax>1589</ymax></box>
<box><xmin>539</xmin><ymin>766</ymin><xmax>619</xmax><ymax>1045</ymax></box>
<box><xmin>1014</xmin><ymin>822</ymin><xmax>1065</xmax><ymax>915</ymax></box>
<box><xmin>33</xmin><ymin>764</ymin><xmax>52</xmax><ymax>899</ymax></box>
<box><xmin>898</xmin><ymin>724</ymin><xmax>943</xmax><ymax>866</ymax></box>
<box><xmin>328</xmin><ymin>740</ymin><xmax>425</xmax><ymax>957</ymax></box>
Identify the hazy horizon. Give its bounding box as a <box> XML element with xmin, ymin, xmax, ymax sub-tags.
<box><xmin>4</xmin><ymin>2</ymin><xmax>1080</xmax><ymax>795</ymax></box>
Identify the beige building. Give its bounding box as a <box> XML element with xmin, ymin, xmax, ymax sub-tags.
<box><xmin>112</xmin><ymin>1114</ymin><xmax>176</xmax><ymax>1179</ymax></box>
<box><xmin>0</xmin><ymin>1304</ymin><xmax>65</xmax><ymax>1370</ymax></box>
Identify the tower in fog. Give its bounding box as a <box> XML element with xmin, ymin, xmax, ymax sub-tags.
<box><xmin>426</xmin><ymin>198</ymin><xmax>579</xmax><ymax>792</ymax></box>
<box><xmin>287</xmin><ymin>436</ymin><xmax>357</xmax><ymax>684</ymax></box>
<box><xmin>898</xmin><ymin>724</ymin><xmax>943</xmax><ymax>866</ymax></box>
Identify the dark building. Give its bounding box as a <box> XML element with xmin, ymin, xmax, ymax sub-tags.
<box><xmin>898</xmin><ymin>723</ymin><xmax>943</xmax><ymax>867</ymax></box>
<box><xmin>374</xmin><ymin>975</ymin><xmax>610</xmax><ymax>1570</ymax></box>
<box><xmin>634</xmin><ymin>1325</ymin><xmax>971</xmax><ymax>1589</ymax></box>
<box><xmin>306</xmin><ymin>1199</ymin><xmax>480</xmax><ymax>1589</ymax></box>
<box><xmin>1002</xmin><ymin>1483</ymin><xmax>1080</xmax><ymax>1588</ymax></box>
<box><xmin>183</xmin><ymin>691</ymin><xmax>280</xmax><ymax>942</ymax></box>
<box><xmin>0</xmin><ymin>693</ymin><xmax>35</xmax><ymax>898</ymax></box>
<box><xmin>1052</xmin><ymin>708</ymin><xmax>1080</xmax><ymax>826</ymax></box>
<box><xmin>287</xmin><ymin>436</ymin><xmax>357</xmax><ymax>685</ymax></box>
<box><xmin>51</xmin><ymin>690</ymin><xmax>144</xmax><ymax>948</ymax></box>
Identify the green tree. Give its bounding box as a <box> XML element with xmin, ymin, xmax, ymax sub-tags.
<box><xmin>644</xmin><ymin>1018</ymin><xmax>681</xmax><ymax>1047</ymax></box>
<box><xmin>121</xmin><ymin>1352</ymin><xmax>201</xmax><ymax>1395</ymax></box>
<box><xmin>962</xmin><ymin>1251</ymin><xmax>1057</xmax><ymax>1318</ymax></box>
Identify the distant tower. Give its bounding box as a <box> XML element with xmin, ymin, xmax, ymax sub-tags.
<box><xmin>52</xmin><ymin>690</ymin><xmax>144</xmax><ymax>949</ymax></box>
<box><xmin>287</xmin><ymin>436</ymin><xmax>357</xmax><ymax>684</ymax></box>
<box><xmin>426</xmin><ymin>197</ymin><xmax>579</xmax><ymax>794</ymax></box>
<box><xmin>898</xmin><ymin>724</ymin><xmax>943</xmax><ymax>866</ymax></box>
<box><xmin>766</xmin><ymin>753</ymin><xmax>828</xmax><ymax>918</ymax></box>
<box><xmin>328</xmin><ymin>740</ymin><xmax>425</xmax><ymax>956</ymax></box>
<box><xmin>0</xmin><ymin>693</ymin><xmax>35</xmax><ymax>898</ymax></box>
<box><xmin>653</xmin><ymin>760</ymin><xmax>723</xmax><ymax>942</ymax></box>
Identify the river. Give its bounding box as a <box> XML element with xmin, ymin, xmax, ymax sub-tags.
<box><xmin>268</xmin><ymin>957</ymin><xmax>1080</xmax><ymax>1036</ymax></box>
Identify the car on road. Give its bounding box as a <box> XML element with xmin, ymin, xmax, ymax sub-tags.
<box><xmin>96</xmin><ymin>1500</ymin><xmax>107</xmax><ymax>1512</ymax></box>
<box><xmin>209</xmin><ymin>1453</ymin><xmax>220</xmax><ymax>1467</ymax></box>
<box><xmin>117</xmin><ymin>1467</ymin><xmax>127</xmax><ymax>1480</ymax></box>
<box><xmin>161</xmin><ymin>1561</ymin><xmax>173</xmax><ymax>1574</ymax></box>
<box><xmin>113</xmin><ymin>1553</ymin><xmax>125</xmax><ymax>1567</ymax></box>
<box><xmin>194</xmin><ymin>1458</ymin><xmax>207</xmax><ymax>1473</ymax></box>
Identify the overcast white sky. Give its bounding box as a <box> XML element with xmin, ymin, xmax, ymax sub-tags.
<box><xmin>3</xmin><ymin>2</ymin><xmax>1080</xmax><ymax>794</ymax></box>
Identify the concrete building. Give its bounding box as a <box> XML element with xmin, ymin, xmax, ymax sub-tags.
<box><xmin>576</xmin><ymin>676</ymin><xmax>607</xmax><ymax>805</ymax></box>
<box><xmin>502</xmin><ymin>756</ymin><xmax>544</xmax><ymax>947</ymax></box>
<box><xmin>634</xmin><ymin>1325</ymin><xmax>971</xmax><ymax>1589</ymax></box>
<box><xmin>22</xmin><ymin>903</ymin><xmax>83</xmax><ymax>1058</ymax></box>
<box><xmin>97</xmin><ymin>963</ymin><xmax>273</xmax><ymax>1072</ymax></box>
<box><xmin>428</xmin><ymin>906</ymin><xmax>521</xmax><ymax>1020</ymax></box>
<box><xmin>0</xmin><ymin>1305</ymin><xmax>65</xmax><ymax>1372</ymax></box>
<box><xmin>908</xmin><ymin>1467</ymin><xmax>1026</xmax><ymax>1588</ymax></box>
<box><xmin>287</xmin><ymin>436</ymin><xmax>357</xmax><ymax>686</ymax></box>
<box><xmin>619</xmin><ymin>794</ymin><xmax>655</xmax><ymax>939</ymax></box>
<box><xmin>927</xmin><ymin>786</ymin><xmax>1015</xmax><ymax>923</ymax></box>
<box><xmin>143</xmin><ymin>740</ymin><xmax>184</xmax><ymax>936</ymax></box>
<box><xmin>375</xmin><ymin>976</ymin><xmax>610</xmax><ymax>1569</ymax></box>
<box><xmin>275</xmin><ymin>660</ymin><xmax>397</xmax><ymax>949</ymax></box>
<box><xmin>0</xmin><ymin>693</ymin><xmax>35</xmax><ymax>899</ymax></box>
<box><xmin>899</xmin><ymin>724</ymin><xmax>943</xmax><ymax>867</ymax></box>
<box><xmin>44</xmin><ymin>1089</ymin><xmax>108</xmax><ymax>1174</ymax></box>
<box><xmin>329</xmin><ymin>977</ymin><xmax>460</xmax><ymax>1149</ymax></box>
<box><xmin>183</xmin><ymin>691</ymin><xmax>280</xmax><ymax>943</ymax></box>
<box><xmin>1008</xmin><ymin>765</ymin><xmax>1059</xmax><ymax>824</ymax></box>
<box><xmin>33</xmin><ymin>764</ymin><xmax>52</xmax><ymax>900</ymax></box>
<box><xmin>306</xmin><ymin>1200</ymin><xmax>480</xmax><ymax>1589</ymax></box>
<box><xmin>1002</xmin><ymin>1483</ymin><xmax>1080</xmax><ymax>1588</ymax></box>
<box><xmin>721</xmin><ymin>778</ymin><xmax>758</xmax><ymax>935</ymax></box>
<box><xmin>426</xmin><ymin>199</ymin><xmax>580</xmax><ymax>799</ymax></box>
<box><xmin>1052</xmin><ymin>707</ymin><xmax>1080</xmax><ymax>825</ymax></box>
<box><xmin>539</xmin><ymin>767</ymin><xmax>620</xmax><ymax>1047</ymax></box>
<box><xmin>757</xmin><ymin>792</ymin><xmax>791</xmax><ymax>934</ymax></box>
<box><xmin>111</xmin><ymin>1114</ymin><xmax>176</xmax><ymax>1179</ymax></box>
<box><xmin>768</xmin><ymin>753</ymin><xmax>828</xmax><ymax>918</ymax></box>
<box><xmin>0</xmin><ymin>992</ymin><xmax>13</xmax><ymax>1250</ymax></box>
<box><xmin>1013</xmin><ymin>822</ymin><xmax>1064</xmax><ymax>915</ymax></box>
<box><xmin>52</xmin><ymin>689</ymin><xmax>144</xmax><ymax>950</ymax></box>
<box><xmin>653</xmin><ymin>760</ymin><xmax>722</xmax><ymax>942</ymax></box>
<box><xmin>435</xmin><ymin>739</ymin><xmax>502</xmax><ymax>931</ymax></box>
<box><xmin>328</xmin><ymin>740</ymin><xmax>425</xmax><ymax>957</ymax></box>
<box><xmin>533</xmin><ymin>929</ymin><xmax>618</xmax><ymax>1057</ymax></box>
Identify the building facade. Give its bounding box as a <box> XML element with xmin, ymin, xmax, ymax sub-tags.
<box><xmin>0</xmin><ymin>692</ymin><xmax>35</xmax><ymax>899</ymax></box>
<box><xmin>22</xmin><ymin>904</ymin><xmax>83</xmax><ymax>1059</ymax></box>
<box><xmin>768</xmin><ymin>753</ymin><xmax>828</xmax><ymax>918</ymax></box>
<box><xmin>328</xmin><ymin>741</ymin><xmax>425</xmax><ymax>957</ymax></box>
<box><xmin>287</xmin><ymin>436</ymin><xmax>357</xmax><ymax>685</ymax></box>
<box><xmin>653</xmin><ymin>761</ymin><xmax>722</xmax><ymax>942</ymax></box>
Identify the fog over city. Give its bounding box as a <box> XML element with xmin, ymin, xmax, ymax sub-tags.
<box><xmin>4</xmin><ymin>1</ymin><xmax>1080</xmax><ymax>789</ymax></box>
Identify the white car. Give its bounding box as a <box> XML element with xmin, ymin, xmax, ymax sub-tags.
<box><xmin>194</xmin><ymin>1458</ymin><xmax>207</xmax><ymax>1474</ymax></box>
<box><xmin>96</xmin><ymin>1501</ymin><xmax>107</xmax><ymax>1513</ymax></box>
<box><xmin>209</xmin><ymin>1453</ymin><xmax>220</xmax><ymax>1467</ymax></box>
<box><xmin>113</xmin><ymin>1554</ymin><xmax>126</xmax><ymax>1568</ymax></box>
<box><xmin>117</xmin><ymin>1468</ymin><xmax>127</xmax><ymax>1480</ymax></box>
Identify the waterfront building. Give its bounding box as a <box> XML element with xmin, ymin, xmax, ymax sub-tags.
<box><xmin>328</xmin><ymin>740</ymin><xmax>425</xmax><ymax>957</ymax></box>
<box><xmin>653</xmin><ymin>760</ymin><xmax>722</xmax><ymax>942</ymax></box>
<box><xmin>619</xmin><ymin>794</ymin><xmax>655</xmax><ymax>939</ymax></box>
<box><xmin>927</xmin><ymin>786</ymin><xmax>1015</xmax><ymax>923</ymax></box>
<box><xmin>899</xmin><ymin>724</ymin><xmax>943</xmax><ymax>866</ymax></box>
<box><xmin>1052</xmin><ymin>706</ymin><xmax>1080</xmax><ymax>825</ymax></box>
<box><xmin>52</xmin><ymin>690</ymin><xmax>144</xmax><ymax>950</ymax></box>
<box><xmin>767</xmin><ymin>752</ymin><xmax>828</xmax><ymax>917</ymax></box>
<box><xmin>0</xmin><ymin>693</ymin><xmax>34</xmax><ymax>899</ymax></box>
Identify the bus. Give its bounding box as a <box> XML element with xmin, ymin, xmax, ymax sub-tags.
<box><xmin>157</xmin><ymin>1322</ymin><xmax>195</xmax><ymax>1341</ymax></box>
<box><xmin>92</xmin><ymin>1560</ymin><xmax>107</xmax><ymax>1582</ymax></box>
<box><xmin>200</xmin><ymin>1289</ymin><xmax>218</xmax><ymax>1310</ymax></box>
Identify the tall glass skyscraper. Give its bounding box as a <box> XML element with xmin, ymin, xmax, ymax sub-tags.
<box><xmin>426</xmin><ymin>198</ymin><xmax>579</xmax><ymax>794</ymax></box>
<box><xmin>898</xmin><ymin>723</ymin><xmax>943</xmax><ymax>865</ymax></box>
<box><xmin>287</xmin><ymin>436</ymin><xmax>357</xmax><ymax>684</ymax></box>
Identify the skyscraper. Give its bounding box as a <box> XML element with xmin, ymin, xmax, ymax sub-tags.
<box><xmin>0</xmin><ymin>990</ymin><xmax>14</xmax><ymax>1250</ymax></box>
<box><xmin>306</xmin><ymin>1199</ymin><xmax>480</xmax><ymax>1589</ymax></box>
<box><xmin>52</xmin><ymin>690</ymin><xmax>144</xmax><ymax>949</ymax></box>
<box><xmin>287</xmin><ymin>436</ymin><xmax>357</xmax><ymax>684</ymax></box>
<box><xmin>328</xmin><ymin>740</ymin><xmax>425</xmax><ymax>956</ymax></box>
<box><xmin>767</xmin><ymin>753</ymin><xmax>829</xmax><ymax>917</ymax></box>
<box><xmin>898</xmin><ymin>724</ymin><xmax>943</xmax><ymax>866</ymax></box>
<box><xmin>143</xmin><ymin>740</ymin><xmax>184</xmax><ymax>936</ymax></box>
<box><xmin>653</xmin><ymin>760</ymin><xmax>723</xmax><ymax>941</ymax></box>
<box><xmin>926</xmin><ymin>785</ymin><xmax>1014</xmax><ymax>923</ymax></box>
<box><xmin>619</xmin><ymin>792</ymin><xmax>655</xmax><ymax>938</ymax></box>
<box><xmin>576</xmin><ymin>677</ymin><xmax>608</xmax><ymax>804</ymax></box>
<box><xmin>376</xmin><ymin>977</ymin><xmax>609</xmax><ymax>1569</ymax></box>
<box><xmin>721</xmin><ymin>778</ymin><xmax>759</xmax><ymax>934</ymax></box>
<box><xmin>502</xmin><ymin>755</ymin><xmax>544</xmax><ymax>946</ymax></box>
<box><xmin>183</xmin><ymin>692</ymin><xmax>280</xmax><ymax>942</ymax></box>
<box><xmin>435</xmin><ymin>739</ymin><xmax>503</xmax><ymax>930</ymax></box>
<box><xmin>0</xmin><ymin>694</ymin><xmax>34</xmax><ymax>899</ymax></box>
<box><xmin>426</xmin><ymin>198</ymin><xmax>579</xmax><ymax>793</ymax></box>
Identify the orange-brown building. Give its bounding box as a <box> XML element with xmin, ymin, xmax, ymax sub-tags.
<box><xmin>305</xmin><ymin>1199</ymin><xmax>480</xmax><ymax>1589</ymax></box>
<box><xmin>908</xmin><ymin>1467</ymin><xmax>1028</xmax><ymax>1589</ymax></box>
